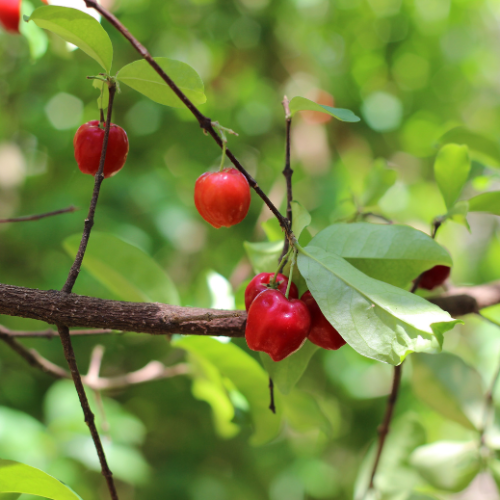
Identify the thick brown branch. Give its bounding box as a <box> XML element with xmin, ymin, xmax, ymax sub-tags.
<box><xmin>0</xmin><ymin>284</ymin><xmax>245</xmax><ymax>336</ymax></box>
<box><xmin>0</xmin><ymin>206</ymin><xmax>78</xmax><ymax>224</ymax></box>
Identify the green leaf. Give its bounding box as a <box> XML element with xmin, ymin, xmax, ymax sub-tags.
<box><xmin>468</xmin><ymin>191</ymin><xmax>500</xmax><ymax>215</ymax></box>
<box><xmin>260</xmin><ymin>340</ymin><xmax>319</xmax><ymax>395</ymax></box>
<box><xmin>307</xmin><ymin>223</ymin><xmax>452</xmax><ymax>288</ymax></box>
<box><xmin>439</xmin><ymin>126</ymin><xmax>500</xmax><ymax>167</ymax></box>
<box><xmin>297</xmin><ymin>246</ymin><xmax>460</xmax><ymax>365</ymax></box>
<box><xmin>444</xmin><ymin>200</ymin><xmax>470</xmax><ymax>230</ymax></box>
<box><xmin>261</xmin><ymin>218</ymin><xmax>283</xmax><ymax>242</ymax></box>
<box><xmin>28</xmin><ymin>6</ymin><xmax>113</xmax><ymax>72</ymax></box>
<box><xmin>92</xmin><ymin>78</ymin><xmax>109</xmax><ymax>111</ymax></box>
<box><xmin>354</xmin><ymin>413</ymin><xmax>426</xmax><ymax>499</ymax></box>
<box><xmin>411</xmin><ymin>353</ymin><xmax>484</xmax><ymax>430</ymax></box>
<box><xmin>63</xmin><ymin>232</ymin><xmax>180</xmax><ymax>305</ymax></box>
<box><xmin>409</xmin><ymin>441</ymin><xmax>480</xmax><ymax>492</ymax></box>
<box><xmin>434</xmin><ymin>144</ymin><xmax>471</xmax><ymax>210</ymax></box>
<box><xmin>361</xmin><ymin>159</ymin><xmax>397</xmax><ymax>207</ymax></box>
<box><xmin>291</xmin><ymin>201</ymin><xmax>311</xmax><ymax>240</ymax></box>
<box><xmin>289</xmin><ymin>96</ymin><xmax>361</xmax><ymax>123</ymax></box>
<box><xmin>173</xmin><ymin>337</ymin><xmax>282</xmax><ymax>446</ymax></box>
<box><xmin>0</xmin><ymin>459</ymin><xmax>82</xmax><ymax>499</ymax></box>
<box><xmin>19</xmin><ymin>1</ymin><xmax>48</xmax><ymax>60</ymax></box>
<box><xmin>243</xmin><ymin>240</ymin><xmax>283</xmax><ymax>275</ymax></box>
<box><xmin>0</xmin><ymin>494</ymin><xmax>21</xmax><ymax>500</ymax></box>
<box><xmin>116</xmin><ymin>58</ymin><xmax>206</xmax><ymax>108</ymax></box>
<box><xmin>488</xmin><ymin>459</ymin><xmax>500</xmax><ymax>492</ymax></box>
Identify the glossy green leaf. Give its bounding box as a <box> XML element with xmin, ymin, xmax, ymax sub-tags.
<box><xmin>411</xmin><ymin>353</ymin><xmax>484</xmax><ymax>430</ymax></box>
<box><xmin>0</xmin><ymin>459</ymin><xmax>82</xmax><ymax>499</ymax></box>
<box><xmin>174</xmin><ymin>337</ymin><xmax>282</xmax><ymax>446</ymax></box>
<box><xmin>0</xmin><ymin>494</ymin><xmax>21</xmax><ymax>500</ymax></box>
<box><xmin>92</xmin><ymin>78</ymin><xmax>109</xmax><ymax>111</ymax></box>
<box><xmin>28</xmin><ymin>6</ymin><xmax>113</xmax><ymax>72</ymax></box>
<box><xmin>291</xmin><ymin>201</ymin><xmax>311</xmax><ymax>240</ymax></box>
<box><xmin>298</xmin><ymin>246</ymin><xmax>459</xmax><ymax>364</ymax></box>
<box><xmin>468</xmin><ymin>191</ymin><xmax>500</xmax><ymax>215</ymax></box>
<box><xmin>289</xmin><ymin>96</ymin><xmax>360</xmax><ymax>122</ymax></box>
<box><xmin>354</xmin><ymin>413</ymin><xmax>426</xmax><ymax>499</ymax></box>
<box><xmin>20</xmin><ymin>1</ymin><xmax>48</xmax><ymax>60</ymax></box>
<box><xmin>243</xmin><ymin>240</ymin><xmax>283</xmax><ymax>275</ymax></box>
<box><xmin>361</xmin><ymin>159</ymin><xmax>397</xmax><ymax>207</ymax></box>
<box><xmin>409</xmin><ymin>441</ymin><xmax>480</xmax><ymax>492</ymax></box>
<box><xmin>434</xmin><ymin>144</ymin><xmax>471</xmax><ymax>210</ymax></box>
<box><xmin>63</xmin><ymin>232</ymin><xmax>180</xmax><ymax>305</ymax></box>
<box><xmin>260</xmin><ymin>341</ymin><xmax>319</xmax><ymax>395</ymax></box>
<box><xmin>117</xmin><ymin>58</ymin><xmax>206</xmax><ymax>108</ymax></box>
<box><xmin>307</xmin><ymin>223</ymin><xmax>452</xmax><ymax>288</ymax></box>
<box><xmin>439</xmin><ymin>126</ymin><xmax>500</xmax><ymax>167</ymax></box>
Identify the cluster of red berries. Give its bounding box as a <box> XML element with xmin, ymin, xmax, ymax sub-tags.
<box><xmin>244</xmin><ymin>272</ymin><xmax>346</xmax><ymax>361</ymax></box>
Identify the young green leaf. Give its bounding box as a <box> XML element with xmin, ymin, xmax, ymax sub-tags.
<box><xmin>291</xmin><ymin>200</ymin><xmax>311</xmax><ymax>240</ymax></box>
<box><xmin>468</xmin><ymin>191</ymin><xmax>500</xmax><ymax>215</ymax></box>
<box><xmin>260</xmin><ymin>340</ymin><xmax>319</xmax><ymax>395</ymax></box>
<box><xmin>0</xmin><ymin>459</ymin><xmax>82</xmax><ymax>500</ymax></box>
<box><xmin>289</xmin><ymin>96</ymin><xmax>360</xmax><ymax>123</ymax></box>
<box><xmin>92</xmin><ymin>78</ymin><xmax>109</xmax><ymax>111</ymax></box>
<box><xmin>28</xmin><ymin>6</ymin><xmax>113</xmax><ymax>72</ymax></box>
<box><xmin>116</xmin><ymin>58</ymin><xmax>206</xmax><ymax>108</ymax></box>
<box><xmin>243</xmin><ymin>240</ymin><xmax>283</xmax><ymax>275</ymax></box>
<box><xmin>361</xmin><ymin>158</ymin><xmax>397</xmax><ymax>207</ymax></box>
<box><xmin>63</xmin><ymin>232</ymin><xmax>180</xmax><ymax>305</ymax></box>
<box><xmin>434</xmin><ymin>144</ymin><xmax>471</xmax><ymax>210</ymax></box>
<box><xmin>444</xmin><ymin>200</ymin><xmax>470</xmax><ymax>230</ymax></box>
<box><xmin>173</xmin><ymin>337</ymin><xmax>282</xmax><ymax>446</ymax></box>
<box><xmin>409</xmin><ymin>441</ymin><xmax>480</xmax><ymax>492</ymax></box>
<box><xmin>411</xmin><ymin>353</ymin><xmax>484</xmax><ymax>430</ymax></box>
<box><xmin>297</xmin><ymin>246</ymin><xmax>459</xmax><ymax>365</ymax></box>
<box><xmin>307</xmin><ymin>223</ymin><xmax>452</xmax><ymax>288</ymax></box>
<box><xmin>439</xmin><ymin>126</ymin><xmax>500</xmax><ymax>167</ymax></box>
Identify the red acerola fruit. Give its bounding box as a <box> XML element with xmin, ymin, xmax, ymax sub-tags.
<box><xmin>245</xmin><ymin>289</ymin><xmax>311</xmax><ymax>362</ymax></box>
<box><xmin>194</xmin><ymin>167</ymin><xmax>251</xmax><ymax>228</ymax></box>
<box><xmin>417</xmin><ymin>265</ymin><xmax>451</xmax><ymax>291</ymax></box>
<box><xmin>73</xmin><ymin>120</ymin><xmax>129</xmax><ymax>178</ymax></box>
<box><xmin>301</xmin><ymin>291</ymin><xmax>346</xmax><ymax>350</ymax></box>
<box><xmin>0</xmin><ymin>0</ymin><xmax>21</xmax><ymax>34</ymax></box>
<box><xmin>244</xmin><ymin>272</ymin><xmax>298</xmax><ymax>311</ymax></box>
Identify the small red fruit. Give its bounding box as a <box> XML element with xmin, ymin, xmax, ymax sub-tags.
<box><xmin>73</xmin><ymin>120</ymin><xmax>129</xmax><ymax>178</ymax></box>
<box><xmin>417</xmin><ymin>265</ymin><xmax>451</xmax><ymax>290</ymax></box>
<box><xmin>244</xmin><ymin>272</ymin><xmax>298</xmax><ymax>311</ymax></box>
<box><xmin>194</xmin><ymin>167</ymin><xmax>251</xmax><ymax>228</ymax></box>
<box><xmin>245</xmin><ymin>289</ymin><xmax>311</xmax><ymax>362</ymax></box>
<box><xmin>0</xmin><ymin>0</ymin><xmax>21</xmax><ymax>34</ymax></box>
<box><xmin>301</xmin><ymin>291</ymin><xmax>346</xmax><ymax>350</ymax></box>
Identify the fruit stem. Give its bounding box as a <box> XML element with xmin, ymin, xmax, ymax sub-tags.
<box><xmin>285</xmin><ymin>250</ymin><xmax>297</xmax><ymax>299</ymax></box>
<box><xmin>219</xmin><ymin>140</ymin><xmax>227</xmax><ymax>172</ymax></box>
<box><xmin>270</xmin><ymin>248</ymin><xmax>292</xmax><ymax>288</ymax></box>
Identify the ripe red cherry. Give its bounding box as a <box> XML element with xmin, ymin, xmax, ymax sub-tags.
<box><xmin>0</xmin><ymin>0</ymin><xmax>21</xmax><ymax>34</ymax></box>
<box><xmin>417</xmin><ymin>265</ymin><xmax>450</xmax><ymax>290</ymax></box>
<box><xmin>194</xmin><ymin>168</ymin><xmax>251</xmax><ymax>228</ymax></box>
<box><xmin>244</xmin><ymin>272</ymin><xmax>298</xmax><ymax>311</ymax></box>
<box><xmin>245</xmin><ymin>289</ymin><xmax>311</xmax><ymax>362</ymax></box>
<box><xmin>301</xmin><ymin>291</ymin><xmax>346</xmax><ymax>350</ymax></box>
<box><xmin>73</xmin><ymin>120</ymin><xmax>129</xmax><ymax>178</ymax></box>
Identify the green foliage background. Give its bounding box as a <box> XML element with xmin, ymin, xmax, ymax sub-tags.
<box><xmin>2</xmin><ymin>0</ymin><xmax>500</xmax><ymax>498</ymax></box>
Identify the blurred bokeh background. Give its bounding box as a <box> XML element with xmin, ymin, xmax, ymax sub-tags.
<box><xmin>2</xmin><ymin>0</ymin><xmax>500</xmax><ymax>498</ymax></box>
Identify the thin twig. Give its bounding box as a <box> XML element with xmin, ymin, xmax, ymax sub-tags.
<box><xmin>0</xmin><ymin>326</ymin><xmax>115</xmax><ymax>339</ymax></box>
<box><xmin>56</xmin><ymin>82</ymin><xmax>119</xmax><ymax>500</ymax></box>
<box><xmin>268</xmin><ymin>377</ymin><xmax>276</xmax><ymax>414</ymax></box>
<box><xmin>368</xmin><ymin>218</ymin><xmax>444</xmax><ymax>492</ymax></box>
<box><xmin>82</xmin><ymin>0</ymin><xmax>291</xmax><ymax>237</ymax></box>
<box><xmin>368</xmin><ymin>364</ymin><xmax>403</xmax><ymax>490</ymax></box>
<box><xmin>0</xmin><ymin>333</ymin><xmax>189</xmax><ymax>391</ymax></box>
<box><xmin>0</xmin><ymin>206</ymin><xmax>78</xmax><ymax>224</ymax></box>
<box><xmin>361</xmin><ymin>212</ymin><xmax>393</xmax><ymax>225</ymax></box>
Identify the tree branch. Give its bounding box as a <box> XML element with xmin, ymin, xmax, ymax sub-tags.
<box><xmin>0</xmin><ymin>206</ymin><xmax>78</xmax><ymax>224</ymax></box>
<box><xmin>0</xmin><ymin>332</ymin><xmax>189</xmax><ymax>391</ymax></box>
<box><xmin>1</xmin><ymin>281</ymin><xmax>499</xmax><ymax>337</ymax></box>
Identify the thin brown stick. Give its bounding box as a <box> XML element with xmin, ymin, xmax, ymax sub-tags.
<box><xmin>0</xmin><ymin>333</ymin><xmax>188</xmax><ymax>390</ymax></box>
<box><xmin>82</xmin><ymin>0</ymin><xmax>291</xmax><ymax>237</ymax></box>
<box><xmin>368</xmin><ymin>364</ymin><xmax>403</xmax><ymax>490</ymax></box>
<box><xmin>0</xmin><ymin>206</ymin><xmax>78</xmax><ymax>224</ymax></box>
<box><xmin>0</xmin><ymin>326</ymin><xmax>115</xmax><ymax>339</ymax></box>
<box><xmin>56</xmin><ymin>82</ymin><xmax>119</xmax><ymax>500</ymax></box>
